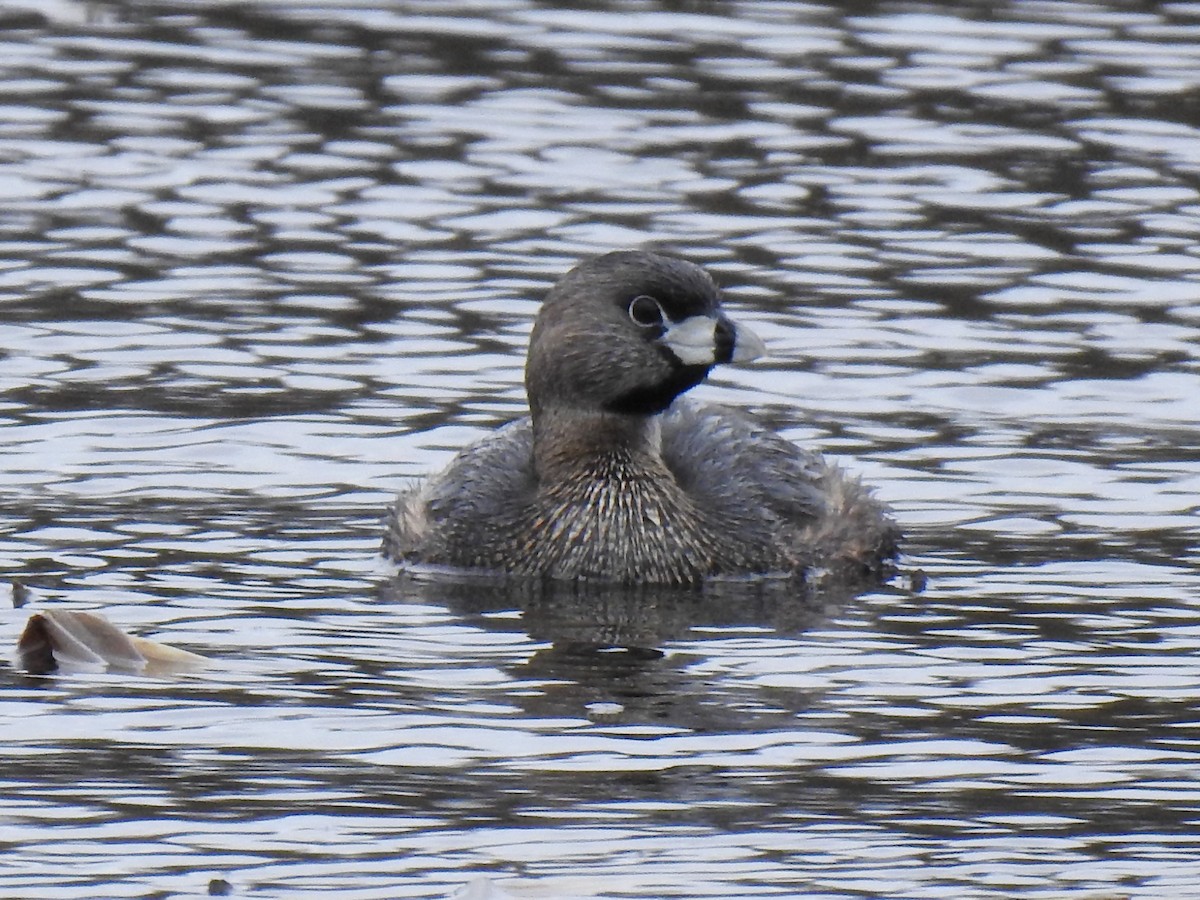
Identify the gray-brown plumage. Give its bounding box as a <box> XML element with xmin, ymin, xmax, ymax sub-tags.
<box><xmin>384</xmin><ymin>250</ymin><xmax>899</xmax><ymax>585</ymax></box>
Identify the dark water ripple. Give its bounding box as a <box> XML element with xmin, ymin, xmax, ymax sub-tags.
<box><xmin>1</xmin><ymin>1</ymin><xmax>1200</xmax><ymax>898</ymax></box>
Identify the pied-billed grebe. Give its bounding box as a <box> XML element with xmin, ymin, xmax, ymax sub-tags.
<box><xmin>384</xmin><ymin>250</ymin><xmax>899</xmax><ymax>585</ymax></box>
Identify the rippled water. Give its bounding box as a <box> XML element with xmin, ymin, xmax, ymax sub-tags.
<box><xmin>2</xmin><ymin>1</ymin><xmax>1199</xmax><ymax>897</ymax></box>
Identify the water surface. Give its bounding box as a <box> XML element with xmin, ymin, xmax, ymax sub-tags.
<box><xmin>2</xmin><ymin>1</ymin><xmax>1199</xmax><ymax>898</ymax></box>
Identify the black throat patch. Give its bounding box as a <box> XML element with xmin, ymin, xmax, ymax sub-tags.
<box><xmin>605</xmin><ymin>364</ymin><xmax>712</xmax><ymax>416</ymax></box>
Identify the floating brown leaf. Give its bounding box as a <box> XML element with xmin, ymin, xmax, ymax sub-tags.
<box><xmin>17</xmin><ymin>610</ymin><xmax>208</xmax><ymax>675</ymax></box>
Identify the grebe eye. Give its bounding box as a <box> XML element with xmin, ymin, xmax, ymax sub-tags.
<box><xmin>628</xmin><ymin>295</ymin><xmax>664</xmax><ymax>328</ymax></box>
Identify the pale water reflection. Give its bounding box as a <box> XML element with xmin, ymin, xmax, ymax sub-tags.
<box><xmin>2</xmin><ymin>0</ymin><xmax>1200</xmax><ymax>898</ymax></box>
